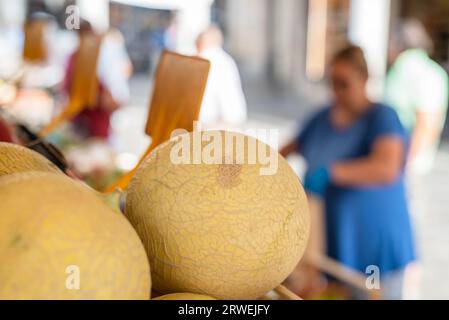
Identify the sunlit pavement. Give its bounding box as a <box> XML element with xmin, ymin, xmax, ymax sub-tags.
<box><xmin>410</xmin><ymin>147</ymin><xmax>449</xmax><ymax>299</ymax></box>
<box><xmin>113</xmin><ymin>75</ymin><xmax>449</xmax><ymax>299</ymax></box>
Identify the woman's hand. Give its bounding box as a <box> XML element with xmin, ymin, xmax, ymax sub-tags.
<box><xmin>304</xmin><ymin>167</ymin><xmax>331</xmax><ymax>197</ymax></box>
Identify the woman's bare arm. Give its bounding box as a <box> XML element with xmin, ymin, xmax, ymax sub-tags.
<box><xmin>280</xmin><ymin>140</ymin><xmax>299</xmax><ymax>158</ymax></box>
<box><xmin>331</xmin><ymin>136</ymin><xmax>404</xmax><ymax>186</ymax></box>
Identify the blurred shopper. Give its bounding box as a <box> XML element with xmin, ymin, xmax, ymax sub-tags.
<box><xmin>386</xmin><ymin>19</ymin><xmax>449</xmax><ymax>175</ymax></box>
<box><xmin>281</xmin><ymin>46</ymin><xmax>416</xmax><ymax>300</ymax></box>
<box><xmin>196</xmin><ymin>25</ymin><xmax>247</xmax><ymax>129</ymax></box>
<box><xmin>0</xmin><ymin>117</ymin><xmax>15</xmax><ymax>143</ymax></box>
<box><xmin>104</xmin><ymin>28</ymin><xmax>133</xmax><ymax>80</ymax></box>
<box><xmin>64</xmin><ymin>21</ymin><xmax>130</xmax><ymax>139</ymax></box>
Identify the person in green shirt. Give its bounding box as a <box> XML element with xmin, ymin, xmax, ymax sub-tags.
<box><xmin>386</xmin><ymin>19</ymin><xmax>449</xmax><ymax>175</ymax></box>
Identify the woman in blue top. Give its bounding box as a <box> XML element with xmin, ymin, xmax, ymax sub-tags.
<box><xmin>281</xmin><ymin>45</ymin><xmax>416</xmax><ymax>299</ymax></box>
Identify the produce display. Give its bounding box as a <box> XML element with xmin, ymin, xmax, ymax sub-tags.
<box><xmin>126</xmin><ymin>131</ymin><xmax>310</xmax><ymax>300</ymax></box>
<box><xmin>0</xmin><ymin>171</ymin><xmax>150</xmax><ymax>299</ymax></box>
<box><xmin>0</xmin><ymin>142</ymin><xmax>61</xmax><ymax>177</ymax></box>
<box><xmin>0</xmin><ymin>130</ymin><xmax>310</xmax><ymax>300</ymax></box>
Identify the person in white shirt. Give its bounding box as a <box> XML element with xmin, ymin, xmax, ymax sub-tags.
<box><xmin>64</xmin><ymin>21</ymin><xmax>131</xmax><ymax>139</ymax></box>
<box><xmin>196</xmin><ymin>25</ymin><xmax>247</xmax><ymax>129</ymax></box>
<box><xmin>97</xmin><ymin>28</ymin><xmax>132</xmax><ymax>107</ymax></box>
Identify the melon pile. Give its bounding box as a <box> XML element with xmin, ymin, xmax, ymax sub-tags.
<box><xmin>0</xmin><ymin>130</ymin><xmax>310</xmax><ymax>300</ymax></box>
<box><xmin>0</xmin><ymin>142</ymin><xmax>61</xmax><ymax>177</ymax></box>
<box><xmin>126</xmin><ymin>131</ymin><xmax>310</xmax><ymax>300</ymax></box>
<box><xmin>0</xmin><ymin>143</ymin><xmax>150</xmax><ymax>299</ymax></box>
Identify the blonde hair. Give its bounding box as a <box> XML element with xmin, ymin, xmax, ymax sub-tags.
<box><xmin>331</xmin><ymin>45</ymin><xmax>369</xmax><ymax>79</ymax></box>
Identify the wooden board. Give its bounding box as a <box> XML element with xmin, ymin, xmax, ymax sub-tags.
<box><xmin>40</xmin><ymin>34</ymin><xmax>102</xmax><ymax>136</ymax></box>
<box><xmin>105</xmin><ymin>50</ymin><xmax>210</xmax><ymax>192</ymax></box>
<box><xmin>69</xmin><ymin>34</ymin><xmax>102</xmax><ymax>110</ymax></box>
<box><xmin>23</xmin><ymin>20</ymin><xmax>48</xmax><ymax>63</ymax></box>
<box><xmin>145</xmin><ymin>50</ymin><xmax>210</xmax><ymax>144</ymax></box>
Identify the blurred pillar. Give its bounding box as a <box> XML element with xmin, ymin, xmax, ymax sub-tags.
<box><xmin>305</xmin><ymin>0</ymin><xmax>328</xmax><ymax>82</ymax></box>
<box><xmin>271</xmin><ymin>0</ymin><xmax>301</xmax><ymax>85</ymax></box>
<box><xmin>349</xmin><ymin>0</ymin><xmax>391</xmax><ymax>101</ymax></box>
<box><xmin>0</xmin><ymin>0</ymin><xmax>25</xmax><ymax>26</ymax></box>
<box><xmin>111</xmin><ymin>0</ymin><xmax>213</xmax><ymax>54</ymax></box>
<box><xmin>0</xmin><ymin>0</ymin><xmax>25</xmax><ymax>77</ymax></box>
<box><xmin>77</xmin><ymin>0</ymin><xmax>109</xmax><ymax>32</ymax></box>
<box><xmin>270</xmin><ymin>0</ymin><xmax>309</xmax><ymax>94</ymax></box>
<box><xmin>176</xmin><ymin>0</ymin><xmax>214</xmax><ymax>54</ymax></box>
<box><xmin>225</xmin><ymin>0</ymin><xmax>269</xmax><ymax>78</ymax></box>
<box><xmin>389</xmin><ymin>0</ymin><xmax>402</xmax><ymax>31</ymax></box>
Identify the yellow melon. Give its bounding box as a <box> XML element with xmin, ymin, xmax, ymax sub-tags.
<box><xmin>0</xmin><ymin>142</ymin><xmax>60</xmax><ymax>177</ymax></box>
<box><xmin>126</xmin><ymin>131</ymin><xmax>310</xmax><ymax>300</ymax></box>
<box><xmin>0</xmin><ymin>172</ymin><xmax>151</xmax><ymax>300</ymax></box>
<box><xmin>154</xmin><ymin>293</ymin><xmax>216</xmax><ymax>300</ymax></box>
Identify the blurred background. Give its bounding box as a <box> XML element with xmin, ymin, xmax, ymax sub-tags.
<box><xmin>0</xmin><ymin>0</ymin><xmax>448</xmax><ymax>299</ymax></box>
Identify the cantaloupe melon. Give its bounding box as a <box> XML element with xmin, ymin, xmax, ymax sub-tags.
<box><xmin>0</xmin><ymin>172</ymin><xmax>150</xmax><ymax>300</ymax></box>
<box><xmin>154</xmin><ymin>293</ymin><xmax>216</xmax><ymax>300</ymax></box>
<box><xmin>126</xmin><ymin>131</ymin><xmax>310</xmax><ymax>300</ymax></box>
<box><xmin>0</xmin><ymin>142</ymin><xmax>60</xmax><ymax>177</ymax></box>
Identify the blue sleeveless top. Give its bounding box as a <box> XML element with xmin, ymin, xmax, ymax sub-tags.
<box><xmin>297</xmin><ymin>103</ymin><xmax>416</xmax><ymax>275</ymax></box>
